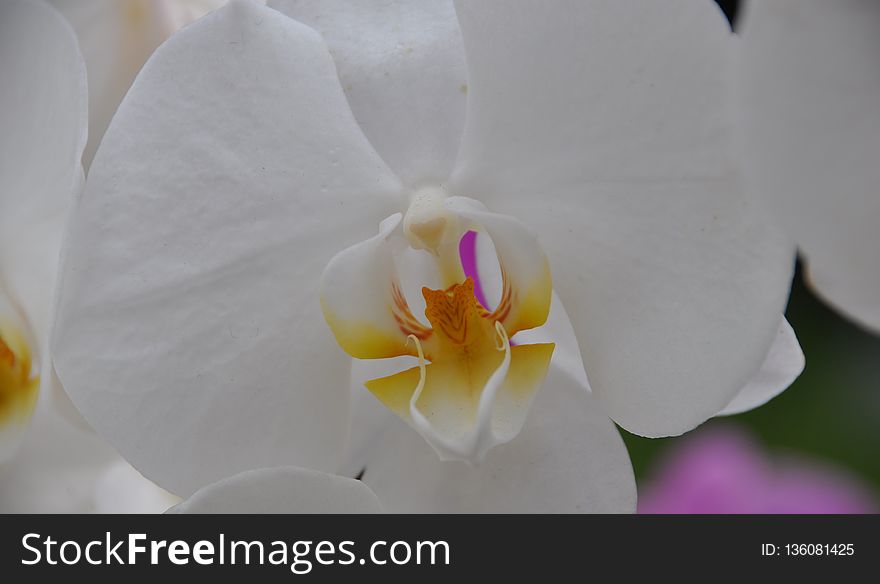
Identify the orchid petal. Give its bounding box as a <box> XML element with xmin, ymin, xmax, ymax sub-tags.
<box><xmin>52</xmin><ymin>0</ymin><xmax>405</xmax><ymax>496</ymax></box>
<box><xmin>446</xmin><ymin>197</ymin><xmax>552</xmax><ymax>336</ymax></box>
<box><xmin>169</xmin><ymin>467</ymin><xmax>382</xmax><ymax>513</ymax></box>
<box><xmin>719</xmin><ymin>317</ymin><xmax>803</xmax><ymax>416</ymax></box>
<box><xmin>0</xmin><ymin>405</ymin><xmax>170</xmax><ymax>513</ymax></box>
<box><xmin>450</xmin><ymin>0</ymin><xmax>794</xmax><ymax>437</ymax></box>
<box><xmin>362</xmin><ymin>364</ymin><xmax>635</xmax><ymax>513</ymax></box>
<box><xmin>321</xmin><ymin>214</ymin><xmax>427</xmax><ymax>359</ymax></box>
<box><xmin>739</xmin><ymin>0</ymin><xmax>880</xmax><ymax>333</ymax></box>
<box><xmin>338</xmin><ymin>359</ymin><xmax>401</xmax><ymax>478</ymax></box>
<box><xmin>0</xmin><ymin>0</ymin><xmax>86</xmax><ymax>348</ymax></box>
<box><xmin>49</xmin><ymin>0</ymin><xmax>174</xmax><ymax>168</ymax></box>
<box><xmin>515</xmin><ymin>292</ymin><xmax>590</xmax><ymax>391</ymax></box>
<box><xmin>270</xmin><ymin>0</ymin><xmax>467</xmax><ymax>187</ymax></box>
<box><xmin>93</xmin><ymin>460</ymin><xmax>179</xmax><ymax>513</ymax></box>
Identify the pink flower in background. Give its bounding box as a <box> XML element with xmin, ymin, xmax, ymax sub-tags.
<box><xmin>639</xmin><ymin>426</ymin><xmax>877</xmax><ymax>514</ymax></box>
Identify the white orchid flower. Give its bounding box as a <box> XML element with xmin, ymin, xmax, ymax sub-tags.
<box><xmin>0</xmin><ymin>0</ymin><xmax>174</xmax><ymax>512</ymax></box>
<box><xmin>53</xmin><ymin>0</ymin><xmax>800</xmax><ymax>512</ymax></box>
<box><xmin>739</xmin><ymin>0</ymin><xmax>880</xmax><ymax>333</ymax></box>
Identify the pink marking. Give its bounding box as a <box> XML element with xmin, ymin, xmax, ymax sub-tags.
<box><xmin>458</xmin><ymin>230</ymin><xmax>490</xmax><ymax>310</ymax></box>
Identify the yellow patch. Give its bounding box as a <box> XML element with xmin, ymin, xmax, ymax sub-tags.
<box><xmin>320</xmin><ymin>311</ymin><xmax>415</xmax><ymax>360</ymax></box>
<box><xmin>365</xmin><ymin>278</ymin><xmax>554</xmax><ymax>427</ymax></box>
<box><xmin>0</xmin><ymin>324</ymin><xmax>39</xmax><ymax>428</ymax></box>
<box><xmin>124</xmin><ymin>0</ymin><xmax>147</xmax><ymax>27</ymax></box>
<box><xmin>321</xmin><ymin>280</ymin><xmax>431</xmax><ymax>360</ymax></box>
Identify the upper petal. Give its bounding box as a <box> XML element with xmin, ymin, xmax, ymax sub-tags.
<box><xmin>361</xmin><ymin>364</ymin><xmax>635</xmax><ymax>513</ymax></box>
<box><xmin>168</xmin><ymin>466</ymin><xmax>383</xmax><ymax>513</ymax></box>
<box><xmin>739</xmin><ymin>0</ymin><xmax>880</xmax><ymax>333</ymax></box>
<box><xmin>271</xmin><ymin>0</ymin><xmax>468</xmax><ymax>187</ymax></box>
<box><xmin>449</xmin><ymin>0</ymin><xmax>794</xmax><ymax>436</ymax></box>
<box><xmin>52</xmin><ymin>0</ymin><xmax>405</xmax><ymax>496</ymax></box>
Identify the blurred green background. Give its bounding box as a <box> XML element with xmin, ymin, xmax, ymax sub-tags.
<box><xmin>624</xmin><ymin>265</ymin><xmax>880</xmax><ymax>492</ymax></box>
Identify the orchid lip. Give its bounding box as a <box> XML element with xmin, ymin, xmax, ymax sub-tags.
<box><xmin>320</xmin><ymin>203</ymin><xmax>555</xmax><ymax>463</ymax></box>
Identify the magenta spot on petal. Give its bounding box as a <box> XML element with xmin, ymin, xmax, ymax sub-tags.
<box><xmin>459</xmin><ymin>230</ymin><xmax>490</xmax><ymax>310</ymax></box>
<box><xmin>459</xmin><ymin>230</ymin><xmax>517</xmax><ymax>347</ymax></box>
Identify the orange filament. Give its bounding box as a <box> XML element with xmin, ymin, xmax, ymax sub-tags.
<box><xmin>0</xmin><ymin>337</ymin><xmax>15</xmax><ymax>369</ymax></box>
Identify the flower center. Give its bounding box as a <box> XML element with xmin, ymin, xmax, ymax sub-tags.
<box><xmin>422</xmin><ymin>278</ymin><xmax>492</xmax><ymax>347</ymax></box>
<box><xmin>320</xmin><ymin>197</ymin><xmax>555</xmax><ymax>462</ymax></box>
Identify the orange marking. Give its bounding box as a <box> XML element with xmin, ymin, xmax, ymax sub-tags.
<box><xmin>422</xmin><ymin>278</ymin><xmax>494</xmax><ymax>347</ymax></box>
<box><xmin>0</xmin><ymin>336</ymin><xmax>14</xmax><ymax>369</ymax></box>
<box><xmin>391</xmin><ymin>282</ymin><xmax>432</xmax><ymax>340</ymax></box>
<box><xmin>486</xmin><ymin>264</ymin><xmax>515</xmax><ymax>324</ymax></box>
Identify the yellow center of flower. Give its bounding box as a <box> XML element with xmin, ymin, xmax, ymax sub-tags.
<box><xmin>422</xmin><ymin>278</ymin><xmax>493</xmax><ymax>347</ymax></box>
<box><xmin>365</xmin><ymin>277</ymin><xmax>553</xmax><ymax>461</ymax></box>
<box><xmin>0</xmin><ymin>326</ymin><xmax>39</xmax><ymax>428</ymax></box>
<box><xmin>319</xmin><ymin>205</ymin><xmax>555</xmax><ymax>462</ymax></box>
<box><xmin>368</xmin><ymin>278</ymin><xmax>509</xmax><ymax>408</ymax></box>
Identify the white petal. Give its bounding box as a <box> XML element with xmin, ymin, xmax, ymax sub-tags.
<box><xmin>0</xmin><ymin>0</ymin><xmax>86</xmax><ymax>348</ymax></box>
<box><xmin>49</xmin><ymin>0</ymin><xmax>173</xmax><ymax>168</ymax></box>
<box><xmin>52</xmin><ymin>0</ymin><xmax>405</xmax><ymax>496</ymax></box>
<box><xmin>450</xmin><ymin>0</ymin><xmax>794</xmax><ymax>436</ymax></box>
<box><xmin>515</xmin><ymin>292</ymin><xmax>590</xmax><ymax>391</ymax></box>
<box><xmin>169</xmin><ymin>467</ymin><xmax>382</xmax><ymax>513</ymax></box>
<box><xmin>446</xmin><ymin>197</ymin><xmax>552</xmax><ymax>336</ymax></box>
<box><xmin>361</xmin><ymin>364</ymin><xmax>635</xmax><ymax>513</ymax></box>
<box><xmin>339</xmin><ymin>360</ymin><xmax>402</xmax><ymax>478</ymax></box>
<box><xmin>93</xmin><ymin>460</ymin><xmax>180</xmax><ymax>513</ymax></box>
<box><xmin>0</xmin><ymin>404</ymin><xmax>169</xmax><ymax>513</ymax></box>
<box><xmin>160</xmin><ymin>0</ymin><xmax>231</xmax><ymax>30</ymax></box>
<box><xmin>461</xmin><ymin>231</ymin><xmax>588</xmax><ymax>388</ymax></box>
<box><xmin>321</xmin><ymin>214</ymin><xmax>426</xmax><ymax>359</ymax></box>
<box><xmin>739</xmin><ymin>0</ymin><xmax>880</xmax><ymax>333</ymax></box>
<box><xmin>270</xmin><ymin>0</ymin><xmax>467</xmax><ymax>187</ymax></box>
<box><xmin>718</xmin><ymin>316</ymin><xmax>803</xmax><ymax>416</ymax></box>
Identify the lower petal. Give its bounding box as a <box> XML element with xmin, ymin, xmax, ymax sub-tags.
<box><xmin>0</xmin><ymin>404</ymin><xmax>169</xmax><ymax>513</ymax></box>
<box><xmin>168</xmin><ymin>467</ymin><xmax>383</xmax><ymax>514</ymax></box>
